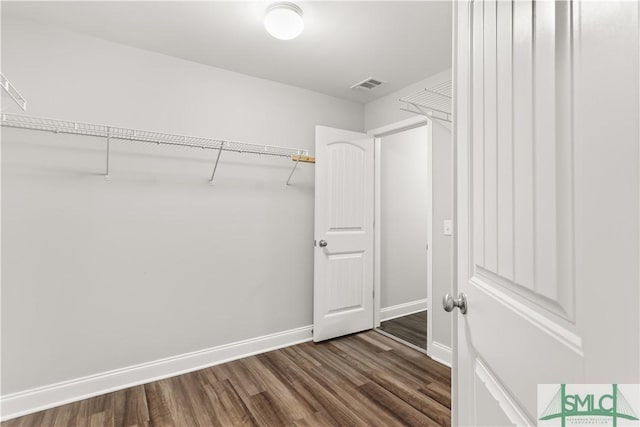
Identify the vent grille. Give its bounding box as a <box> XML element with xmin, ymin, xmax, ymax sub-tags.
<box><xmin>350</xmin><ymin>77</ymin><xmax>385</xmax><ymax>90</ymax></box>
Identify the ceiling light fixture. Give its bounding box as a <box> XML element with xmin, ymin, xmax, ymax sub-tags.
<box><xmin>264</xmin><ymin>2</ymin><xmax>304</xmax><ymax>41</ymax></box>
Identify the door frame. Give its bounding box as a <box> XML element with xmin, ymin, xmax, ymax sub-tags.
<box><xmin>366</xmin><ymin>116</ymin><xmax>434</xmax><ymax>356</ymax></box>
<box><xmin>451</xmin><ymin>1</ymin><xmax>463</xmax><ymax>424</ymax></box>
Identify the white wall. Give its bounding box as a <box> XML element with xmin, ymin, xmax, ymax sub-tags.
<box><xmin>430</xmin><ymin>120</ymin><xmax>453</xmax><ymax>349</ymax></box>
<box><xmin>0</xmin><ymin>16</ymin><xmax>363</xmax><ymax>398</ymax></box>
<box><xmin>365</xmin><ymin>71</ymin><xmax>453</xmax><ymax>351</ymax></box>
<box><xmin>380</xmin><ymin>126</ymin><xmax>429</xmax><ymax>309</ymax></box>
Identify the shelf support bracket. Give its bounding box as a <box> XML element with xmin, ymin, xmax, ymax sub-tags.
<box><xmin>210</xmin><ymin>142</ymin><xmax>224</xmax><ymax>183</ymax></box>
<box><xmin>286</xmin><ymin>151</ymin><xmax>303</xmax><ymax>186</ymax></box>
<box><xmin>105</xmin><ymin>126</ymin><xmax>111</xmax><ymax>178</ymax></box>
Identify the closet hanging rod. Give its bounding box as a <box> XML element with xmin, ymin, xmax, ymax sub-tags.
<box><xmin>0</xmin><ymin>113</ymin><xmax>308</xmax><ymax>158</ymax></box>
<box><xmin>0</xmin><ymin>73</ymin><xmax>27</xmax><ymax>111</ymax></box>
<box><xmin>0</xmin><ymin>113</ymin><xmax>310</xmax><ymax>185</ymax></box>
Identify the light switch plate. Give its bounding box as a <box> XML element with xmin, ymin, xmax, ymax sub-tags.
<box><xmin>443</xmin><ymin>219</ymin><xmax>453</xmax><ymax>236</ymax></box>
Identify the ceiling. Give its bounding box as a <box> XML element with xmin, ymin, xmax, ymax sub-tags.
<box><xmin>3</xmin><ymin>1</ymin><xmax>452</xmax><ymax>104</ymax></box>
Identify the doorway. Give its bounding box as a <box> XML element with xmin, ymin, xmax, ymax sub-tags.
<box><xmin>369</xmin><ymin>116</ymin><xmax>453</xmax><ymax>365</ymax></box>
<box><xmin>312</xmin><ymin>118</ymin><xmax>453</xmax><ymax>367</ymax></box>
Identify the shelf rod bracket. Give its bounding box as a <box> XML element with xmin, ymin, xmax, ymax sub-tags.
<box><xmin>286</xmin><ymin>150</ymin><xmax>302</xmax><ymax>186</ymax></box>
<box><xmin>105</xmin><ymin>126</ymin><xmax>111</xmax><ymax>178</ymax></box>
<box><xmin>210</xmin><ymin>142</ymin><xmax>224</xmax><ymax>183</ymax></box>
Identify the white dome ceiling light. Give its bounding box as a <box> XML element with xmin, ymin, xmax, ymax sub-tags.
<box><xmin>264</xmin><ymin>2</ymin><xmax>304</xmax><ymax>41</ymax></box>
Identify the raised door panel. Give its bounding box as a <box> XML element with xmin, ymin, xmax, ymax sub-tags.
<box><xmin>471</xmin><ymin>0</ymin><xmax>573</xmax><ymax>320</ymax></box>
<box><xmin>327</xmin><ymin>142</ymin><xmax>367</xmax><ymax>232</ymax></box>
<box><xmin>325</xmin><ymin>252</ymin><xmax>366</xmax><ymax>315</ymax></box>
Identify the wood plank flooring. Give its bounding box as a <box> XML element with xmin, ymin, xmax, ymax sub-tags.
<box><xmin>379</xmin><ymin>311</ymin><xmax>428</xmax><ymax>350</ymax></box>
<box><xmin>2</xmin><ymin>330</ymin><xmax>450</xmax><ymax>427</ymax></box>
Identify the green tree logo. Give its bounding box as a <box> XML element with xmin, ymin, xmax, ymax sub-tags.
<box><xmin>539</xmin><ymin>384</ymin><xmax>639</xmax><ymax>427</ymax></box>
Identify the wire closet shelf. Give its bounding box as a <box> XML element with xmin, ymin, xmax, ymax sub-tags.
<box><xmin>399</xmin><ymin>80</ymin><xmax>452</xmax><ymax>123</ymax></box>
<box><xmin>0</xmin><ymin>113</ymin><xmax>310</xmax><ymax>184</ymax></box>
<box><xmin>1</xmin><ymin>73</ymin><xmax>27</xmax><ymax>112</ymax></box>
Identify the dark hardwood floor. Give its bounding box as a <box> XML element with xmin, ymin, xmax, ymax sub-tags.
<box><xmin>2</xmin><ymin>330</ymin><xmax>450</xmax><ymax>427</ymax></box>
<box><xmin>379</xmin><ymin>311</ymin><xmax>428</xmax><ymax>350</ymax></box>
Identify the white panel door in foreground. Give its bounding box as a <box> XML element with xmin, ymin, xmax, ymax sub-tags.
<box><xmin>453</xmin><ymin>1</ymin><xmax>640</xmax><ymax>426</ymax></box>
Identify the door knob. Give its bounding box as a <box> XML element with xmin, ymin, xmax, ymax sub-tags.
<box><xmin>319</xmin><ymin>240</ymin><xmax>328</xmax><ymax>247</ymax></box>
<box><xmin>443</xmin><ymin>293</ymin><xmax>468</xmax><ymax>314</ymax></box>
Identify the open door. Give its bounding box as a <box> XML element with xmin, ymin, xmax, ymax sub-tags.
<box><xmin>452</xmin><ymin>1</ymin><xmax>639</xmax><ymax>426</ymax></box>
<box><xmin>313</xmin><ymin>126</ymin><xmax>374</xmax><ymax>342</ymax></box>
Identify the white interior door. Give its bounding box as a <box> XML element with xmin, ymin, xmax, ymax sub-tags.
<box><xmin>313</xmin><ymin>125</ymin><xmax>374</xmax><ymax>342</ymax></box>
<box><xmin>453</xmin><ymin>1</ymin><xmax>639</xmax><ymax>426</ymax></box>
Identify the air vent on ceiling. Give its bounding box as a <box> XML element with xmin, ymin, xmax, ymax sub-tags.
<box><xmin>350</xmin><ymin>77</ymin><xmax>385</xmax><ymax>90</ymax></box>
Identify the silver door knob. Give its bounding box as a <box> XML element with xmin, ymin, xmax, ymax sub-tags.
<box><xmin>319</xmin><ymin>240</ymin><xmax>328</xmax><ymax>247</ymax></box>
<box><xmin>443</xmin><ymin>293</ymin><xmax>468</xmax><ymax>314</ymax></box>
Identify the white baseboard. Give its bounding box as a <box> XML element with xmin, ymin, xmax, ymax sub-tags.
<box><xmin>380</xmin><ymin>298</ymin><xmax>428</xmax><ymax>322</ymax></box>
<box><xmin>0</xmin><ymin>325</ymin><xmax>313</xmax><ymax>422</ymax></box>
<box><xmin>428</xmin><ymin>340</ymin><xmax>452</xmax><ymax>367</ymax></box>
